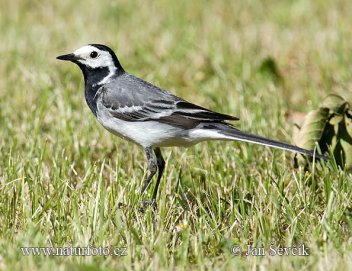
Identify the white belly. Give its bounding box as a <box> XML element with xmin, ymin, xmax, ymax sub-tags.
<box><xmin>96</xmin><ymin>104</ymin><xmax>230</xmax><ymax>148</ymax></box>
<box><xmin>96</xmin><ymin>109</ymin><xmax>188</xmax><ymax>147</ymax></box>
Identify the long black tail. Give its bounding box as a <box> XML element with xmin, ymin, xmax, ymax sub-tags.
<box><xmin>206</xmin><ymin>123</ymin><xmax>328</xmax><ymax>160</ymax></box>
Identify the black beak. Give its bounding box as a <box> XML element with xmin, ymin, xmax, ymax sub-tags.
<box><xmin>56</xmin><ymin>53</ymin><xmax>78</xmax><ymax>61</ymax></box>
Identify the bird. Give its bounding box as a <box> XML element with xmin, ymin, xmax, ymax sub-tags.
<box><xmin>57</xmin><ymin>44</ymin><xmax>327</xmax><ymax>203</ymax></box>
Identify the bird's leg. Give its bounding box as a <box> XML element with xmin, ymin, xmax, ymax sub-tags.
<box><xmin>139</xmin><ymin>148</ymin><xmax>165</xmax><ymax>212</ymax></box>
<box><xmin>152</xmin><ymin>148</ymin><xmax>165</xmax><ymax>202</ymax></box>
<box><xmin>141</xmin><ymin>147</ymin><xmax>157</xmax><ymax>194</ymax></box>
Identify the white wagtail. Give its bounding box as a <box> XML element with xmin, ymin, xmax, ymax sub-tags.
<box><xmin>57</xmin><ymin>44</ymin><xmax>327</xmax><ymax>202</ymax></box>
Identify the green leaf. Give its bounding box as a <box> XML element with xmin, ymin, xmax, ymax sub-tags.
<box><xmin>294</xmin><ymin>94</ymin><xmax>352</xmax><ymax>171</ymax></box>
<box><xmin>336</xmin><ymin>115</ymin><xmax>352</xmax><ymax>171</ymax></box>
<box><xmin>321</xmin><ymin>94</ymin><xmax>345</xmax><ymax>112</ymax></box>
<box><xmin>329</xmin><ymin>114</ymin><xmax>344</xmax><ymax>125</ymax></box>
<box><xmin>293</xmin><ymin>107</ymin><xmax>330</xmax><ymax>150</ymax></box>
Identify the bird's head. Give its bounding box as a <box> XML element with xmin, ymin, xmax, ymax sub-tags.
<box><xmin>57</xmin><ymin>44</ymin><xmax>124</xmax><ymax>71</ymax></box>
<box><xmin>57</xmin><ymin>44</ymin><xmax>124</xmax><ymax>85</ymax></box>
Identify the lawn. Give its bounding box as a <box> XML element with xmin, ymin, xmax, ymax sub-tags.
<box><xmin>0</xmin><ymin>0</ymin><xmax>351</xmax><ymax>270</ymax></box>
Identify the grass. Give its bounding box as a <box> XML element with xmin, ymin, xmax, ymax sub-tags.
<box><xmin>0</xmin><ymin>0</ymin><xmax>352</xmax><ymax>270</ymax></box>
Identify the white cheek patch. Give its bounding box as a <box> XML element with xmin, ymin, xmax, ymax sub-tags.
<box><xmin>72</xmin><ymin>45</ymin><xmax>118</xmax><ymax>86</ymax></box>
<box><xmin>77</xmin><ymin>58</ymin><xmax>103</xmax><ymax>69</ymax></box>
<box><xmin>73</xmin><ymin>45</ymin><xmax>115</xmax><ymax>69</ymax></box>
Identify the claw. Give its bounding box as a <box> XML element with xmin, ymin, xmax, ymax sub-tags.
<box><xmin>138</xmin><ymin>200</ymin><xmax>157</xmax><ymax>213</ymax></box>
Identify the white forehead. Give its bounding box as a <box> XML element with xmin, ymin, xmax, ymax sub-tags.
<box><xmin>73</xmin><ymin>45</ymin><xmax>116</xmax><ymax>69</ymax></box>
<box><xmin>73</xmin><ymin>45</ymin><xmax>98</xmax><ymax>56</ymax></box>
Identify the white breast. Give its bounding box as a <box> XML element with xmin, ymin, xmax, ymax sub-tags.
<box><xmin>95</xmin><ymin>101</ymin><xmax>230</xmax><ymax>148</ymax></box>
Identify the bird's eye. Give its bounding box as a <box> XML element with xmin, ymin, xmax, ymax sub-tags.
<box><xmin>90</xmin><ymin>51</ymin><xmax>98</xmax><ymax>58</ymax></box>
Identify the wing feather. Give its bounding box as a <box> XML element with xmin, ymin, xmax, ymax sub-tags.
<box><xmin>99</xmin><ymin>74</ymin><xmax>239</xmax><ymax>128</ymax></box>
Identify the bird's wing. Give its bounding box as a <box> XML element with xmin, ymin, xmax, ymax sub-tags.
<box><xmin>99</xmin><ymin>74</ymin><xmax>238</xmax><ymax>128</ymax></box>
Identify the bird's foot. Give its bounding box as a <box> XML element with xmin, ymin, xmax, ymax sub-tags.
<box><xmin>138</xmin><ymin>199</ymin><xmax>157</xmax><ymax>213</ymax></box>
<box><xmin>117</xmin><ymin>202</ymin><xmax>131</xmax><ymax>209</ymax></box>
